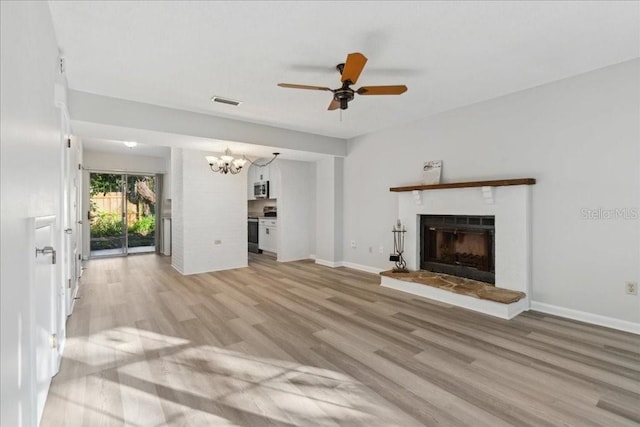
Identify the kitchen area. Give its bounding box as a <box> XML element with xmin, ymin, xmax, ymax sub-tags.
<box><xmin>247</xmin><ymin>163</ymin><xmax>279</xmax><ymax>257</ymax></box>
<box><xmin>244</xmin><ymin>157</ymin><xmax>316</xmax><ymax>264</ymax></box>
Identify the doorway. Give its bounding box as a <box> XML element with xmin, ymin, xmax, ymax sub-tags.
<box><xmin>89</xmin><ymin>172</ymin><xmax>157</xmax><ymax>258</ymax></box>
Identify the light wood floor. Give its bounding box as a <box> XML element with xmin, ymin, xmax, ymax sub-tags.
<box><xmin>41</xmin><ymin>254</ymin><xmax>640</xmax><ymax>426</ymax></box>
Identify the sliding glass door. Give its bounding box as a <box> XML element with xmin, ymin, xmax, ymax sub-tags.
<box><xmin>89</xmin><ymin>173</ymin><xmax>126</xmax><ymax>257</ymax></box>
<box><xmin>126</xmin><ymin>175</ymin><xmax>156</xmax><ymax>254</ymax></box>
<box><xmin>89</xmin><ymin>172</ymin><xmax>156</xmax><ymax>258</ymax></box>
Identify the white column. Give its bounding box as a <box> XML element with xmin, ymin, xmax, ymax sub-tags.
<box><xmin>315</xmin><ymin>157</ymin><xmax>343</xmax><ymax>267</ymax></box>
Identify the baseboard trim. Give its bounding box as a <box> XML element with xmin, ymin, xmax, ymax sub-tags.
<box><xmin>171</xmin><ymin>263</ymin><xmax>184</xmax><ymax>275</ymax></box>
<box><xmin>531</xmin><ymin>301</ymin><xmax>640</xmax><ymax>335</ymax></box>
<box><xmin>314</xmin><ymin>259</ymin><xmax>385</xmax><ymax>275</ymax></box>
<box><xmin>309</xmin><ymin>254</ymin><xmax>316</xmax><ymax>260</ymax></box>
<box><xmin>341</xmin><ymin>261</ymin><xmax>384</xmax><ymax>275</ymax></box>
<box><xmin>314</xmin><ymin>259</ymin><xmax>343</xmax><ymax>268</ymax></box>
<box><xmin>277</xmin><ymin>256</ymin><xmax>315</xmax><ymax>263</ymax></box>
<box><xmin>171</xmin><ymin>263</ymin><xmax>249</xmax><ymax>276</ymax></box>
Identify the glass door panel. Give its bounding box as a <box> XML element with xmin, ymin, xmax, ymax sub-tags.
<box><xmin>126</xmin><ymin>175</ymin><xmax>156</xmax><ymax>254</ymax></box>
<box><xmin>89</xmin><ymin>173</ymin><xmax>126</xmax><ymax>257</ymax></box>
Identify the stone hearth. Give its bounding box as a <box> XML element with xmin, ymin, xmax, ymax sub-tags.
<box><xmin>380</xmin><ymin>270</ymin><xmax>525</xmax><ymax>304</ymax></box>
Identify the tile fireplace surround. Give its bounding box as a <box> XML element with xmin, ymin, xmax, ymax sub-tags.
<box><xmin>382</xmin><ymin>181</ymin><xmax>533</xmax><ymax>319</ymax></box>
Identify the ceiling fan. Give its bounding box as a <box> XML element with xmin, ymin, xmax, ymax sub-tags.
<box><xmin>278</xmin><ymin>52</ymin><xmax>407</xmax><ymax>111</ymax></box>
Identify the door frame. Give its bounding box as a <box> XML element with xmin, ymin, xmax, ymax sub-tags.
<box><xmin>64</xmin><ymin>135</ymin><xmax>83</xmax><ymax>316</ymax></box>
<box><xmin>87</xmin><ymin>171</ymin><xmax>127</xmax><ymax>258</ymax></box>
<box><xmin>56</xmin><ymin>108</ymin><xmax>72</xmax><ymax>371</ymax></box>
<box><xmin>85</xmin><ymin>170</ymin><xmax>158</xmax><ymax>258</ymax></box>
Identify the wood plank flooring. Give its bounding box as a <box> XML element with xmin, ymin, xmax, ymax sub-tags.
<box><xmin>41</xmin><ymin>254</ymin><xmax>640</xmax><ymax>426</ymax></box>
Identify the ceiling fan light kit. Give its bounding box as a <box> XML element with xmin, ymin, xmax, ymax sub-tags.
<box><xmin>278</xmin><ymin>52</ymin><xmax>407</xmax><ymax>111</ymax></box>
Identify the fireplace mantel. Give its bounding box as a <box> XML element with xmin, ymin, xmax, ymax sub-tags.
<box><xmin>383</xmin><ymin>181</ymin><xmax>533</xmax><ymax>319</ymax></box>
<box><xmin>389</xmin><ymin>178</ymin><xmax>536</xmax><ymax>192</ymax></box>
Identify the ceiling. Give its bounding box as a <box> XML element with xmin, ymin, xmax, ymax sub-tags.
<box><xmin>49</xmin><ymin>1</ymin><xmax>640</xmax><ymax>140</ymax></box>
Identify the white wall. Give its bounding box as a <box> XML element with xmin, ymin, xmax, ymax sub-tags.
<box><xmin>315</xmin><ymin>157</ymin><xmax>344</xmax><ymax>266</ymax></box>
<box><xmin>83</xmin><ymin>150</ymin><xmax>167</xmax><ymax>173</ymax></box>
<box><xmin>170</xmin><ymin>148</ymin><xmax>185</xmax><ymax>271</ymax></box>
<box><xmin>171</xmin><ymin>148</ymin><xmax>248</xmax><ymax>274</ymax></box>
<box><xmin>344</xmin><ymin>59</ymin><xmax>640</xmax><ymax>324</ymax></box>
<box><xmin>164</xmin><ymin>154</ymin><xmax>172</xmax><ymax>199</ymax></box>
<box><xmin>308</xmin><ymin>162</ymin><xmax>317</xmax><ymax>258</ymax></box>
<box><xmin>1</xmin><ymin>2</ymin><xmax>63</xmax><ymax>426</ymax></box>
<box><xmin>275</xmin><ymin>160</ymin><xmax>316</xmax><ymax>262</ymax></box>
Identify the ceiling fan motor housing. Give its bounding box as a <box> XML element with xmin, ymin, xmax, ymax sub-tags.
<box><xmin>334</xmin><ymin>87</ymin><xmax>355</xmax><ymax>110</ymax></box>
<box><xmin>335</xmin><ymin>62</ymin><xmax>355</xmax><ymax>109</ymax></box>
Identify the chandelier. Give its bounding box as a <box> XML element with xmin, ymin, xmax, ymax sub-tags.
<box><xmin>205</xmin><ymin>148</ymin><xmax>280</xmax><ymax>175</ymax></box>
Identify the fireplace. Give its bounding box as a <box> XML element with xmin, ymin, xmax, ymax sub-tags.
<box><xmin>388</xmin><ymin>182</ymin><xmax>533</xmax><ymax>318</ymax></box>
<box><xmin>420</xmin><ymin>215</ymin><xmax>495</xmax><ymax>284</ymax></box>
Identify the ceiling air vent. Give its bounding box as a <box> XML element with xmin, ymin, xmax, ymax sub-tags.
<box><xmin>211</xmin><ymin>96</ymin><xmax>242</xmax><ymax>106</ymax></box>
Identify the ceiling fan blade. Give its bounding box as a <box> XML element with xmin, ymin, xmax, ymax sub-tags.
<box><xmin>357</xmin><ymin>85</ymin><xmax>408</xmax><ymax>95</ymax></box>
<box><xmin>341</xmin><ymin>52</ymin><xmax>368</xmax><ymax>84</ymax></box>
<box><xmin>278</xmin><ymin>83</ymin><xmax>332</xmax><ymax>91</ymax></box>
<box><xmin>328</xmin><ymin>99</ymin><xmax>340</xmax><ymax>110</ymax></box>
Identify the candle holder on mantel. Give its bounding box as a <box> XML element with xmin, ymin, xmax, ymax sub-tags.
<box><xmin>390</xmin><ymin>220</ymin><xmax>409</xmax><ymax>273</ymax></box>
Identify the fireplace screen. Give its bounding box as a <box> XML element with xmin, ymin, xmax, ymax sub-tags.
<box><xmin>420</xmin><ymin>215</ymin><xmax>495</xmax><ymax>284</ymax></box>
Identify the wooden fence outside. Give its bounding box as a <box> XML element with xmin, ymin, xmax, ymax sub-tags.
<box><xmin>92</xmin><ymin>192</ymin><xmax>150</xmax><ymax>224</ymax></box>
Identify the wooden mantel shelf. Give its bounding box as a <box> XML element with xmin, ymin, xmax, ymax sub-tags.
<box><xmin>390</xmin><ymin>178</ymin><xmax>536</xmax><ymax>192</ymax></box>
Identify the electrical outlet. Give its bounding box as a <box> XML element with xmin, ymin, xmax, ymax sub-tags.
<box><xmin>625</xmin><ymin>281</ymin><xmax>638</xmax><ymax>295</ymax></box>
<box><xmin>379</xmin><ymin>246</ymin><xmax>384</xmax><ymax>254</ymax></box>
<box><xmin>350</xmin><ymin>240</ymin><xmax>356</xmax><ymax>248</ymax></box>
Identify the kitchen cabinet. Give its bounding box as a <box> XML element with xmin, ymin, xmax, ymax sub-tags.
<box><xmin>247</xmin><ymin>163</ymin><xmax>278</xmax><ymax>200</ymax></box>
<box><xmin>256</xmin><ymin>165</ymin><xmax>270</xmax><ymax>182</ymax></box>
<box><xmin>258</xmin><ymin>218</ymin><xmax>277</xmax><ymax>253</ymax></box>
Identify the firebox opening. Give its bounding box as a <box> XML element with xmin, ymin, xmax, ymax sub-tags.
<box><xmin>420</xmin><ymin>215</ymin><xmax>495</xmax><ymax>284</ymax></box>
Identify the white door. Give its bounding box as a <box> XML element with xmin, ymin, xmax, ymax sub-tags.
<box><xmin>31</xmin><ymin>215</ymin><xmax>58</xmax><ymax>425</ymax></box>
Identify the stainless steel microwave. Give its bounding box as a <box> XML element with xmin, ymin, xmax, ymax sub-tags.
<box><xmin>254</xmin><ymin>181</ymin><xmax>269</xmax><ymax>199</ymax></box>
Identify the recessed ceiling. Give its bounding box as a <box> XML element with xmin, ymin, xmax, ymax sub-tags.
<box><xmin>74</xmin><ymin>122</ymin><xmax>331</xmax><ymax>162</ymax></box>
<box><xmin>82</xmin><ymin>137</ymin><xmax>171</xmax><ymax>158</ymax></box>
<box><xmin>49</xmin><ymin>1</ymin><xmax>640</xmax><ymax>139</ymax></box>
